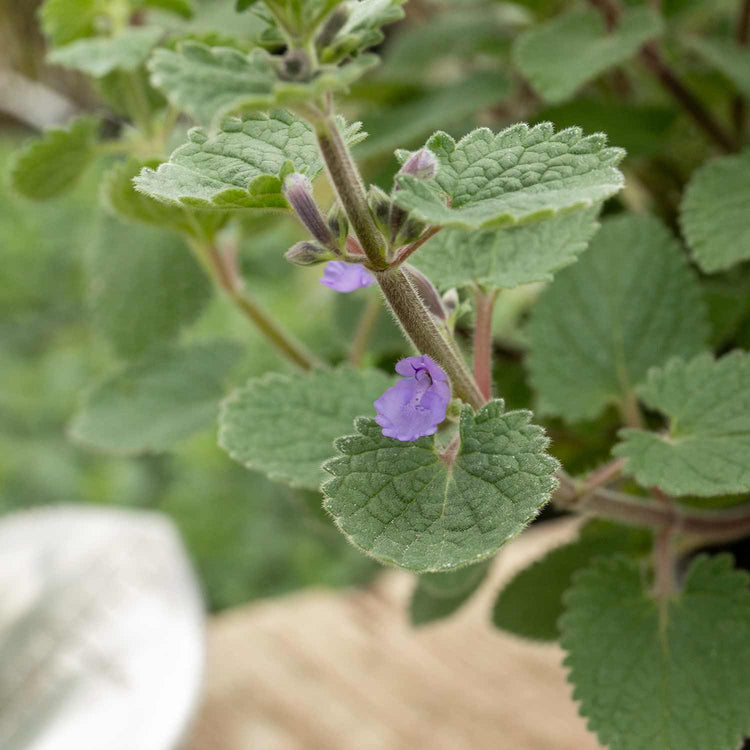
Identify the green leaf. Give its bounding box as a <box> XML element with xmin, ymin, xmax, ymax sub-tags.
<box><xmin>561</xmin><ymin>554</ymin><xmax>750</xmax><ymax>750</ymax></box>
<box><xmin>613</xmin><ymin>351</ymin><xmax>750</xmax><ymax>497</ymax></box>
<box><xmin>410</xmin><ymin>559</ymin><xmax>491</xmax><ymax>626</ymax></box>
<box><xmin>136</xmin><ymin>0</ymin><xmax>194</xmax><ymax>18</ymax></box>
<box><xmin>512</xmin><ymin>7</ymin><xmax>662</xmax><ymax>103</ymax></box>
<box><xmin>391</xmin><ymin>123</ymin><xmax>624</xmax><ymax>230</ymax></box>
<box><xmin>70</xmin><ymin>342</ymin><xmax>242</xmax><ymax>455</ymax></box>
<box><xmin>9</xmin><ymin>117</ymin><xmax>100</xmax><ymax>200</ymax></box>
<box><xmin>39</xmin><ymin>0</ymin><xmax>104</xmax><ymax>46</ymax></box>
<box><xmin>218</xmin><ymin>368</ymin><xmax>394</xmax><ymax>490</ymax></box>
<box><xmin>148</xmin><ymin>41</ymin><xmax>377</xmax><ymax>127</ymax></box>
<box><xmin>679</xmin><ymin>149</ymin><xmax>750</xmax><ymax>273</ymax></box>
<box><xmin>86</xmin><ymin>217</ymin><xmax>212</xmax><ymax>359</ymax></box>
<box><xmin>323</xmin><ymin>400</ymin><xmax>559</xmax><ymax>572</ymax></box>
<box><xmin>134</xmin><ymin>110</ymin><xmax>365</xmax><ymax>211</ymax></box>
<box><xmin>492</xmin><ymin>521</ymin><xmax>650</xmax><ymax>641</ymax></box>
<box><xmin>102</xmin><ymin>157</ymin><xmax>226</xmax><ymax>239</ymax></box>
<box><xmin>685</xmin><ymin>36</ymin><xmax>750</xmax><ymax>99</ymax></box>
<box><xmin>48</xmin><ymin>26</ymin><xmax>164</xmax><ymax>77</ymax></box>
<box><xmin>526</xmin><ymin>215</ymin><xmax>709</xmax><ymax>423</ymax></box>
<box><xmin>412</xmin><ymin>206</ymin><xmax>600</xmax><ymax>291</ymax></box>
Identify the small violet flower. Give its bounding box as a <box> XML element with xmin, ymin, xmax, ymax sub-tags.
<box><xmin>374</xmin><ymin>355</ymin><xmax>450</xmax><ymax>442</ymax></box>
<box><xmin>320</xmin><ymin>261</ymin><xmax>375</xmax><ymax>293</ymax></box>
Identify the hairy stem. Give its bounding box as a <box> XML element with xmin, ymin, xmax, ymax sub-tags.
<box><xmin>377</xmin><ymin>269</ymin><xmax>486</xmax><ymax>409</ymax></box>
<box><xmin>314</xmin><ymin>116</ymin><xmax>387</xmax><ymax>270</ymax></box>
<box><xmin>473</xmin><ymin>287</ymin><xmax>498</xmax><ymax>401</ymax></box>
<box><xmin>348</xmin><ymin>293</ymin><xmax>381</xmax><ymax>367</ymax></box>
<box><xmin>190</xmin><ymin>240</ymin><xmax>320</xmax><ymax>371</ymax></box>
<box><xmin>313</xmin><ymin>114</ymin><xmax>486</xmax><ymax>408</ymax></box>
<box><xmin>555</xmin><ymin>471</ymin><xmax>750</xmax><ymax>545</ymax></box>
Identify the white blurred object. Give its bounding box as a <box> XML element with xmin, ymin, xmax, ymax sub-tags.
<box><xmin>0</xmin><ymin>71</ymin><xmax>79</xmax><ymax>129</ymax></box>
<box><xmin>0</xmin><ymin>505</ymin><xmax>204</xmax><ymax>750</ymax></box>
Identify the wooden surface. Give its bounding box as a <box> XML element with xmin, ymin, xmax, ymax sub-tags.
<box><xmin>184</xmin><ymin>519</ymin><xmax>602</xmax><ymax>750</ymax></box>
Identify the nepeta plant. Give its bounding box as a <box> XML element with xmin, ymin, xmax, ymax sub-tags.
<box><xmin>9</xmin><ymin>0</ymin><xmax>750</xmax><ymax>747</ymax></box>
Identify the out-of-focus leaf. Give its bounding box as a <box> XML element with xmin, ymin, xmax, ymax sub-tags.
<box><xmin>85</xmin><ymin>217</ymin><xmax>212</xmax><ymax>359</ymax></box>
<box><xmin>70</xmin><ymin>341</ymin><xmax>242</xmax><ymax>455</ymax></box>
<box><xmin>10</xmin><ymin>117</ymin><xmax>100</xmax><ymax>200</ymax></box>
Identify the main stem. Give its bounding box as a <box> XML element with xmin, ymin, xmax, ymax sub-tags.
<box><xmin>313</xmin><ymin>114</ymin><xmax>485</xmax><ymax>409</ymax></box>
<box><xmin>473</xmin><ymin>287</ymin><xmax>497</xmax><ymax>402</ymax></box>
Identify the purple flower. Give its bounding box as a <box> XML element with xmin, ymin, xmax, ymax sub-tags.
<box><xmin>374</xmin><ymin>355</ymin><xmax>450</xmax><ymax>441</ymax></box>
<box><xmin>320</xmin><ymin>261</ymin><xmax>376</xmax><ymax>293</ymax></box>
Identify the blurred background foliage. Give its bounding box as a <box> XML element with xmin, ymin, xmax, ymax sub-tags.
<box><xmin>2</xmin><ymin>0</ymin><xmax>749</xmax><ymax>612</ymax></box>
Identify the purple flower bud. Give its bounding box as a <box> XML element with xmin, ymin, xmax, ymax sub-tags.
<box><xmin>285</xmin><ymin>240</ymin><xmax>334</xmax><ymax>266</ymax></box>
<box><xmin>319</xmin><ymin>261</ymin><xmax>376</xmax><ymax>293</ymax></box>
<box><xmin>283</xmin><ymin>173</ymin><xmax>335</xmax><ymax>248</ymax></box>
<box><xmin>399</xmin><ymin>148</ymin><xmax>438</xmax><ymax>181</ymax></box>
<box><xmin>403</xmin><ymin>265</ymin><xmax>446</xmax><ymax>320</ymax></box>
<box><xmin>374</xmin><ymin>355</ymin><xmax>450</xmax><ymax>442</ymax></box>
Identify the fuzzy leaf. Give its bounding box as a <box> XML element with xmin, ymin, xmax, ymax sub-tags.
<box><xmin>86</xmin><ymin>217</ymin><xmax>211</xmax><ymax>359</ymax></box>
<box><xmin>48</xmin><ymin>26</ymin><xmax>164</xmax><ymax>76</ymax></box>
<box><xmin>410</xmin><ymin>559</ymin><xmax>491</xmax><ymax>626</ymax></box>
<box><xmin>614</xmin><ymin>352</ymin><xmax>750</xmax><ymax>497</ymax></box>
<box><xmin>412</xmin><ymin>206</ymin><xmax>600</xmax><ymax>291</ymax></box>
<box><xmin>70</xmin><ymin>342</ymin><xmax>242</xmax><ymax>455</ymax></box>
<box><xmin>134</xmin><ymin>111</ymin><xmax>365</xmax><ymax>211</ymax></box>
<box><xmin>148</xmin><ymin>41</ymin><xmax>377</xmax><ymax>126</ymax></box>
<box><xmin>526</xmin><ymin>215</ymin><xmax>709</xmax><ymax>422</ymax></box>
<box><xmin>10</xmin><ymin>117</ymin><xmax>99</xmax><ymax>200</ymax></box>
<box><xmin>102</xmin><ymin>157</ymin><xmax>226</xmax><ymax>239</ymax></box>
<box><xmin>391</xmin><ymin>123</ymin><xmax>624</xmax><ymax>230</ymax></box>
<box><xmin>561</xmin><ymin>554</ymin><xmax>750</xmax><ymax>750</ymax></box>
<box><xmin>39</xmin><ymin>0</ymin><xmax>103</xmax><ymax>46</ymax></box>
<box><xmin>218</xmin><ymin>368</ymin><xmax>394</xmax><ymax>490</ymax></box>
<box><xmin>323</xmin><ymin>400</ymin><xmax>559</xmax><ymax>572</ymax></box>
<box><xmin>685</xmin><ymin>36</ymin><xmax>750</xmax><ymax>99</ymax></box>
<box><xmin>492</xmin><ymin>521</ymin><xmax>650</xmax><ymax>641</ymax></box>
<box><xmin>679</xmin><ymin>149</ymin><xmax>750</xmax><ymax>273</ymax></box>
<box><xmin>512</xmin><ymin>7</ymin><xmax>662</xmax><ymax>103</ymax></box>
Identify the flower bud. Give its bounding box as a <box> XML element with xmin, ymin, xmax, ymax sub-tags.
<box><xmin>284</xmin><ymin>240</ymin><xmax>335</xmax><ymax>266</ymax></box>
<box><xmin>398</xmin><ymin>147</ymin><xmax>438</xmax><ymax>181</ymax></box>
<box><xmin>327</xmin><ymin>201</ymin><xmax>349</xmax><ymax>249</ymax></box>
<box><xmin>279</xmin><ymin>50</ymin><xmax>312</xmax><ymax>81</ymax></box>
<box><xmin>441</xmin><ymin>288</ymin><xmax>459</xmax><ymax>318</ymax></box>
<box><xmin>394</xmin><ymin>215</ymin><xmax>427</xmax><ymax>247</ymax></box>
<box><xmin>367</xmin><ymin>184</ymin><xmax>392</xmax><ymax>236</ymax></box>
<box><xmin>316</xmin><ymin>4</ymin><xmax>350</xmax><ymax>50</ymax></box>
<box><xmin>283</xmin><ymin>173</ymin><xmax>336</xmax><ymax>249</ymax></box>
<box><xmin>404</xmin><ymin>265</ymin><xmax>446</xmax><ymax>321</ymax></box>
